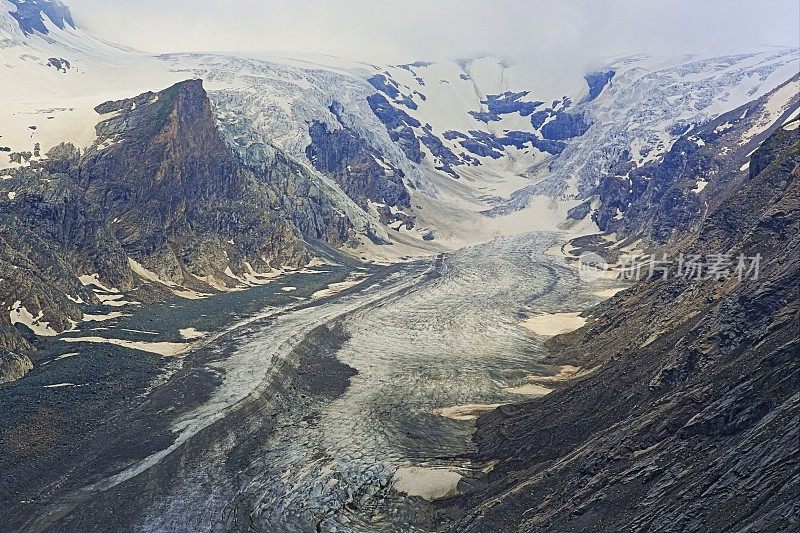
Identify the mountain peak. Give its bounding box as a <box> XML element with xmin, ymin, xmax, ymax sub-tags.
<box><xmin>6</xmin><ymin>0</ymin><xmax>74</xmax><ymax>36</ymax></box>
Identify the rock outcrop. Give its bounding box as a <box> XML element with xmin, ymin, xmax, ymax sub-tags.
<box><xmin>7</xmin><ymin>0</ymin><xmax>74</xmax><ymax>35</ymax></box>
<box><xmin>0</xmin><ymin>80</ymin><xmax>312</xmax><ymax>382</ymax></box>
<box><xmin>306</xmin><ymin>103</ymin><xmax>411</xmax><ymax>211</ymax></box>
<box><xmin>594</xmin><ymin>75</ymin><xmax>800</xmax><ymax>245</ymax></box>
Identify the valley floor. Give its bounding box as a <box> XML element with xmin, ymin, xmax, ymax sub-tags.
<box><xmin>0</xmin><ymin>232</ymin><xmax>623</xmax><ymax>532</ymax></box>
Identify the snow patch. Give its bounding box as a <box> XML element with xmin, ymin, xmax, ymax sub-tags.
<box><xmin>738</xmin><ymin>79</ymin><xmax>800</xmax><ymax>145</ymax></box>
<box><xmin>692</xmin><ymin>179</ymin><xmax>709</xmax><ymax>193</ymax></box>
<box><xmin>179</xmin><ymin>327</ymin><xmax>208</xmax><ymax>340</ymax></box>
<box><xmin>393</xmin><ymin>467</ymin><xmax>462</xmax><ymax>501</ymax></box>
<box><xmin>713</xmin><ymin>121</ymin><xmax>734</xmax><ymax>134</ymax></box>
<box><xmin>82</xmin><ymin>311</ymin><xmax>124</xmax><ymax>322</ymax></box>
<box><xmin>503</xmin><ymin>383</ymin><xmax>553</xmax><ymax>396</ymax></box>
<box><xmin>172</xmin><ymin>289</ymin><xmax>210</xmax><ymax>300</ymax></box>
<box><xmin>435</xmin><ymin>403</ymin><xmax>504</xmax><ymax>421</ymax></box>
<box><xmin>129</xmin><ymin>258</ymin><xmax>209</xmax><ymax>298</ymax></box>
<box><xmin>61</xmin><ymin>336</ymin><xmax>192</xmax><ymax>356</ymax></box>
<box><xmin>782</xmin><ymin>107</ymin><xmax>800</xmax><ymax>125</ymax></box>
<box><xmin>520</xmin><ymin>312</ymin><xmax>586</xmax><ymax>336</ymax></box>
<box><xmin>95</xmin><ymin>292</ymin><xmax>139</xmax><ymax>307</ymax></box>
<box><xmin>9</xmin><ymin>301</ymin><xmax>58</xmax><ymax>336</ymax></box>
<box><xmin>78</xmin><ymin>274</ymin><xmax>118</xmax><ymax>293</ymax></box>
<box><xmin>311</xmin><ymin>274</ymin><xmax>370</xmax><ymax>299</ymax></box>
<box><xmin>128</xmin><ymin>258</ymin><xmax>177</xmax><ymax>287</ymax></box>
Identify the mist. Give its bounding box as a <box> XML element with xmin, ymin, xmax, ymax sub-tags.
<box><xmin>68</xmin><ymin>0</ymin><xmax>800</xmax><ymax>68</ymax></box>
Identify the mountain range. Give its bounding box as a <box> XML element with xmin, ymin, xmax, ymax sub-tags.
<box><xmin>0</xmin><ymin>2</ymin><xmax>798</xmax><ymax>532</ymax></box>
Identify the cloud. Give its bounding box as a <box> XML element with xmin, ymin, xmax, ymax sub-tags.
<box><xmin>67</xmin><ymin>0</ymin><xmax>800</xmax><ymax>67</ymax></box>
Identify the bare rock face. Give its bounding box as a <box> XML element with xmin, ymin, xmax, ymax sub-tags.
<box><xmin>0</xmin><ymin>349</ymin><xmax>32</xmax><ymax>385</ymax></box>
<box><xmin>444</xmin><ymin>105</ymin><xmax>800</xmax><ymax>531</ymax></box>
<box><xmin>240</xmin><ymin>141</ymin><xmax>356</xmax><ymax>247</ymax></box>
<box><xmin>0</xmin><ymin>79</ymin><xmax>312</xmax><ymax>382</ymax></box>
<box><xmin>306</xmin><ymin>102</ymin><xmax>411</xmax><ymax>211</ymax></box>
<box><xmin>83</xmin><ymin>79</ymin><xmax>308</xmax><ymax>283</ymax></box>
<box><xmin>7</xmin><ymin>0</ymin><xmax>75</xmax><ymax>36</ymax></box>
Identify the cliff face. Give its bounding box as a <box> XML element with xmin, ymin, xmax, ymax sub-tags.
<box><xmin>0</xmin><ymin>80</ymin><xmax>309</xmax><ymax>382</ymax></box>
<box><xmin>82</xmin><ymin>79</ymin><xmax>308</xmax><ymax>283</ymax></box>
<box><xmin>306</xmin><ymin>103</ymin><xmax>411</xmax><ymax>211</ymax></box>
<box><xmin>444</xmin><ymin>117</ymin><xmax>800</xmax><ymax>531</ymax></box>
<box><xmin>305</xmin><ymin>102</ymin><xmax>418</xmax><ymax>232</ymax></box>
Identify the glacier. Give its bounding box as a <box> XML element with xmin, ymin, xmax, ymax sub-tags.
<box><xmin>1</xmin><ymin>8</ymin><xmax>797</xmax><ymax>255</ymax></box>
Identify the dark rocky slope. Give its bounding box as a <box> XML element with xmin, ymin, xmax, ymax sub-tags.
<box><xmin>307</xmin><ymin>102</ymin><xmax>411</xmax><ymax>211</ymax></box>
<box><xmin>238</xmin><ymin>143</ymin><xmax>358</xmax><ymax>246</ymax></box>
<box><xmin>594</xmin><ymin>75</ymin><xmax>799</xmax><ymax>245</ymax></box>
<box><xmin>83</xmin><ymin>80</ymin><xmax>308</xmax><ymax>278</ymax></box>
<box><xmin>0</xmin><ymin>80</ymin><xmax>314</xmax><ymax>382</ymax></box>
<box><xmin>442</xmin><ymin>115</ymin><xmax>800</xmax><ymax>531</ymax></box>
<box><xmin>306</xmin><ymin>103</ymin><xmax>417</xmax><ymax>230</ymax></box>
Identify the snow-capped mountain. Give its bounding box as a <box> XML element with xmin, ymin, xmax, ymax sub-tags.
<box><xmin>0</xmin><ymin>0</ymin><xmax>182</xmax><ymax>175</ymax></box>
<box><xmin>68</xmin><ymin>48</ymin><xmax>794</xmax><ymax>250</ymax></box>
<box><xmin>592</xmin><ymin>74</ymin><xmax>799</xmax><ymax>242</ymax></box>
<box><xmin>2</xmin><ymin>3</ymin><xmax>800</xmax><ymax>531</ymax></box>
<box><xmin>3</xmin><ymin>0</ymin><xmax>73</xmax><ymax>37</ymax></box>
<box><xmin>2</xmin><ymin>0</ymin><xmax>797</xmax><ymax>251</ymax></box>
<box><xmin>3</xmin><ymin>1</ymin><xmax>798</xmax><ymax>245</ymax></box>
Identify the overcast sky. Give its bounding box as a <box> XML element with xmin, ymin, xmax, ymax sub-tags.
<box><xmin>68</xmin><ymin>0</ymin><xmax>799</xmax><ymax>66</ymax></box>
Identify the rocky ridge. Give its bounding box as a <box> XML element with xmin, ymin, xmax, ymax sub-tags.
<box><xmin>593</xmin><ymin>75</ymin><xmax>800</xmax><ymax>245</ymax></box>
<box><xmin>6</xmin><ymin>0</ymin><xmax>74</xmax><ymax>36</ymax></box>
<box><xmin>0</xmin><ymin>80</ymin><xmax>327</xmax><ymax>382</ymax></box>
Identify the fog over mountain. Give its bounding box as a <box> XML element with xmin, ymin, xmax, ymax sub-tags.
<box><xmin>69</xmin><ymin>0</ymin><xmax>799</xmax><ymax>65</ymax></box>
